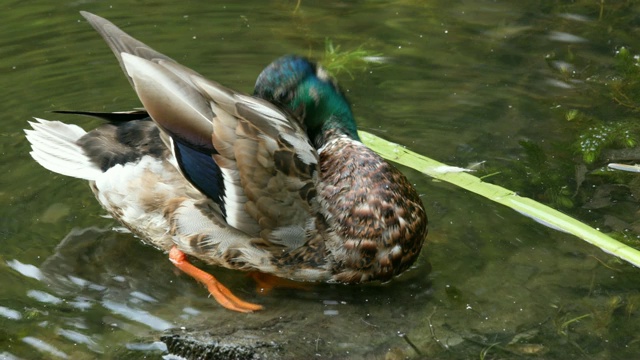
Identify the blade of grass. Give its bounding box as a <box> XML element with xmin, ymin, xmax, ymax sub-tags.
<box><xmin>359</xmin><ymin>131</ymin><xmax>640</xmax><ymax>268</ymax></box>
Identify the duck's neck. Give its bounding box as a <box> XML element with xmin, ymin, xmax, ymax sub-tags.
<box><xmin>294</xmin><ymin>77</ymin><xmax>360</xmax><ymax>148</ymax></box>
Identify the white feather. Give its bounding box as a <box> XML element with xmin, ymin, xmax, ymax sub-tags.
<box><xmin>94</xmin><ymin>155</ymin><xmax>181</xmax><ymax>243</ymax></box>
<box><xmin>24</xmin><ymin>118</ymin><xmax>102</xmax><ymax>180</ymax></box>
<box><xmin>219</xmin><ymin>167</ymin><xmax>260</xmax><ymax>235</ymax></box>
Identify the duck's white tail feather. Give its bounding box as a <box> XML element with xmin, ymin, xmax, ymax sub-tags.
<box><xmin>25</xmin><ymin>118</ymin><xmax>102</xmax><ymax>181</ymax></box>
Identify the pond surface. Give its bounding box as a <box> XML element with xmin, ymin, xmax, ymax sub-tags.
<box><xmin>2</xmin><ymin>0</ymin><xmax>640</xmax><ymax>359</ymax></box>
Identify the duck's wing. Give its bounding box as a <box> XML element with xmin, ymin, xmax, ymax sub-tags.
<box><xmin>82</xmin><ymin>12</ymin><xmax>319</xmax><ymax>248</ymax></box>
<box><xmin>80</xmin><ymin>12</ymin><xmax>192</xmax><ymax>89</ymax></box>
<box><xmin>194</xmin><ymin>76</ymin><xmax>319</xmax><ymax>248</ymax></box>
<box><xmin>81</xmin><ymin>11</ymin><xmax>214</xmax><ymax>152</ymax></box>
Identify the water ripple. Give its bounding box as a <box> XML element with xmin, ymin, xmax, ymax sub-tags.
<box><xmin>548</xmin><ymin>31</ymin><xmax>587</xmax><ymax>43</ymax></box>
<box><xmin>102</xmin><ymin>300</ymin><xmax>173</xmax><ymax>331</ymax></box>
<box><xmin>22</xmin><ymin>337</ymin><xmax>68</xmax><ymax>359</ymax></box>
<box><xmin>7</xmin><ymin>259</ymin><xmax>43</xmax><ymax>281</ymax></box>
<box><xmin>0</xmin><ymin>306</ymin><xmax>22</xmax><ymax>320</ymax></box>
<box><xmin>27</xmin><ymin>290</ymin><xmax>63</xmax><ymax>305</ymax></box>
<box><xmin>56</xmin><ymin>328</ymin><xmax>102</xmax><ymax>353</ymax></box>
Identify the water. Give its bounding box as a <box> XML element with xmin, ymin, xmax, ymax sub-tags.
<box><xmin>2</xmin><ymin>1</ymin><xmax>640</xmax><ymax>359</ymax></box>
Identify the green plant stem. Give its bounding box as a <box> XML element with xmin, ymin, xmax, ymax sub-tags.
<box><xmin>359</xmin><ymin>131</ymin><xmax>640</xmax><ymax>268</ymax></box>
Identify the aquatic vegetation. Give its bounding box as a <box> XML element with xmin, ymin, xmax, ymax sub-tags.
<box><xmin>576</xmin><ymin>123</ymin><xmax>636</xmax><ymax>164</ymax></box>
<box><xmin>321</xmin><ymin>38</ymin><xmax>384</xmax><ymax>78</ymax></box>
<box><xmin>476</xmin><ymin>25</ymin><xmax>640</xmax><ymax>256</ymax></box>
<box><xmin>611</xmin><ymin>46</ymin><xmax>640</xmax><ymax>110</ymax></box>
<box><xmin>570</xmin><ymin>46</ymin><xmax>640</xmax><ymax>164</ymax></box>
<box><xmin>589</xmin><ymin>295</ymin><xmax>623</xmax><ymax>334</ymax></box>
<box><xmin>478</xmin><ymin>342</ymin><xmax>499</xmax><ymax>360</ymax></box>
<box><xmin>554</xmin><ymin>310</ymin><xmax>591</xmax><ymax>337</ymax></box>
<box><xmin>519</xmin><ymin>140</ymin><xmax>576</xmax><ymax>208</ymax></box>
<box><xmin>482</xmin><ymin>139</ymin><xmax>577</xmax><ymax>210</ymax></box>
<box><xmin>286</xmin><ymin>1</ymin><xmax>385</xmax><ymax>79</ymax></box>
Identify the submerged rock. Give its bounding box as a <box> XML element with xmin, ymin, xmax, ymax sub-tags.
<box><xmin>161</xmin><ymin>331</ymin><xmax>282</xmax><ymax>360</ymax></box>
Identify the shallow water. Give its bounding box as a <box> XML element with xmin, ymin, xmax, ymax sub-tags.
<box><xmin>2</xmin><ymin>1</ymin><xmax>640</xmax><ymax>359</ymax></box>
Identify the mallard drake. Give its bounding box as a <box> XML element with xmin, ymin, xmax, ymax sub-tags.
<box><xmin>25</xmin><ymin>12</ymin><xmax>428</xmax><ymax>312</ymax></box>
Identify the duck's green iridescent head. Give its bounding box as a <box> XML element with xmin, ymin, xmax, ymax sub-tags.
<box><xmin>254</xmin><ymin>55</ymin><xmax>360</xmax><ymax>147</ymax></box>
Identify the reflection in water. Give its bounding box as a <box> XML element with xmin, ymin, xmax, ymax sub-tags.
<box><xmin>66</xmin><ymin>275</ymin><xmax>106</xmax><ymax>291</ymax></box>
<box><xmin>56</xmin><ymin>328</ymin><xmax>102</xmax><ymax>353</ymax></box>
<box><xmin>558</xmin><ymin>13</ymin><xmax>590</xmax><ymax>22</ymax></box>
<box><xmin>3</xmin><ymin>224</ymin><xmax>433</xmax><ymax>358</ymax></box>
<box><xmin>548</xmin><ymin>31</ymin><xmax>588</xmax><ymax>43</ymax></box>
<box><xmin>322</xmin><ymin>299</ymin><xmax>341</xmax><ymax>316</ymax></box>
<box><xmin>124</xmin><ymin>341</ymin><xmax>168</xmax><ymax>352</ymax></box>
<box><xmin>102</xmin><ymin>300</ymin><xmax>172</xmax><ymax>331</ymax></box>
<box><xmin>6</xmin><ymin>259</ymin><xmax>43</xmax><ymax>280</ymax></box>
<box><xmin>180</xmin><ymin>306</ymin><xmax>201</xmax><ymax>321</ymax></box>
<box><xmin>67</xmin><ymin>296</ymin><xmax>94</xmax><ymax>310</ymax></box>
<box><xmin>22</xmin><ymin>337</ymin><xmax>69</xmax><ymax>359</ymax></box>
<box><xmin>3</xmin><ymin>227</ymin><xmax>180</xmax><ymax>357</ymax></box>
<box><xmin>130</xmin><ymin>291</ymin><xmax>158</xmax><ymax>303</ymax></box>
<box><xmin>27</xmin><ymin>290</ymin><xmax>63</xmax><ymax>305</ymax></box>
<box><xmin>0</xmin><ymin>352</ymin><xmax>21</xmax><ymax>360</ymax></box>
<box><xmin>0</xmin><ymin>306</ymin><xmax>21</xmax><ymax>320</ymax></box>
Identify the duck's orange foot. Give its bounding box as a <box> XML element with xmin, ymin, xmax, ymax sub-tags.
<box><xmin>169</xmin><ymin>246</ymin><xmax>263</xmax><ymax>313</ymax></box>
<box><xmin>249</xmin><ymin>271</ymin><xmax>311</xmax><ymax>295</ymax></box>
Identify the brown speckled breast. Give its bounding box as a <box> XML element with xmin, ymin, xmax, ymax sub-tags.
<box><xmin>318</xmin><ymin>133</ymin><xmax>428</xmax><ymax>283</ymax></box>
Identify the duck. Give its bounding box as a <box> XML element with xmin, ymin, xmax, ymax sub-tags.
<box><xmin>25</xmin><ymin>11</ymin><xmax>428</xmax><ymax>312</ymax></box>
